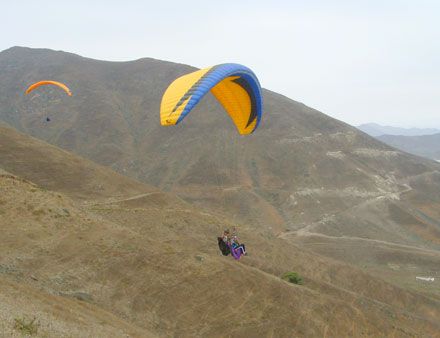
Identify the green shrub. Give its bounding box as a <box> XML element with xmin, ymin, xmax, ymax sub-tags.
<box><xmin>282</xmin><ymin>271</ymin><xmax>303</xmax><ymax>285</ymax></box>
<box><xmin>14</xmin><ymin>316</ymin><xmax>39</xmax><ymax>336</ymax></box>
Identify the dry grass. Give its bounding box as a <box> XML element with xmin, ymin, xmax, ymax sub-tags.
<box><xmin>0</xmin><ymin>172</ymin><xmax>439</xmax><ymax>337</ymax></box>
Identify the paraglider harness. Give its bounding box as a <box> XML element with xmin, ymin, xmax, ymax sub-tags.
<box><xmin>217</xmin><ymin>237</ymin><xmax>231</xmax><ymax>256</ymax></box>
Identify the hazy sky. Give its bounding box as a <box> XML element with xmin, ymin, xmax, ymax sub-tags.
<box><xmin>2</xmin><ymin>0</ymin><xmax>439</xmax><ymax>128</ymax></box>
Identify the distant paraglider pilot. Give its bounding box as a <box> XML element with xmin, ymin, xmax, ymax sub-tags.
<box><xmin>24</xmin><ymin>80</ymin><xmax>72</xmax><ymax>124</ymax></box>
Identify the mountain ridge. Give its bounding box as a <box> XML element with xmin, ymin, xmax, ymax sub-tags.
<box><xmin>357</xmin><ymin>122</ymin><xmax>440</xmax><ymax>137</ymax></box>
<box><xmin>377</xmin><ymin>133</ymin><xmax>440</xmax><ymax>161</ymax></box>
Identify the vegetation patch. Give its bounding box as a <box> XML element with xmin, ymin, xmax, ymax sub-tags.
<box><xmin>14</xmin><ymin>316</ymin><xmax>40</xmax><ymax>336</ymax></box>
<box><xmin>282</xmin><ymin>271</ymin><xmax>303</xmax><ymax>285</ymax></box>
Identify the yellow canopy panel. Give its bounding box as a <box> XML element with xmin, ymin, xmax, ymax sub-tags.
<box><xmin>160</xmin><ymin>64</ymin><xmax>262</xmax><ymax>135</ymax></box>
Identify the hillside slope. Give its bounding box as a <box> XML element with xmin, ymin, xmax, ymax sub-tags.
<box><xmin>0</xmin><ymin>122</ymin><xmax>158</xmax><ymax>200</ymax></box>
<box><xmin>1</xmin><ymin>168</ymin><xmax>440</xmax><ymax>337</ymax></box>
<box><xmin>0</xmin><ymin>276</ymin><xmax>151</xmax><ymax>338</ymax></box>
<box><xmin>0</xmin><ymin>127</ymin><xmax>440</xmax><ymax>336</ymax></box>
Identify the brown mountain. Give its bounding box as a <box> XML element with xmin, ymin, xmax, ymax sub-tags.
<box><xmin>1</xmin><ymin>126</ymin><xmax>440</xmax><ymax>337</ymax></box>
<box><xmin>1</xmin><ymin>46</ymin><xmax>440</xmax><ymax>331</ymax></box>
<box><xmin>1</xmin><ymin>46</ymin><xmax>439</xmax><ymax>225</ymax></box>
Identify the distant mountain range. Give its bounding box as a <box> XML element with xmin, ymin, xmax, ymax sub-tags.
<box><xmin>377</xmin><ymin>133</ymin><xmax>440</xmax><ymax>161</ymax></box>
<box><xmin>357</xmin><ymin>123</ymin><xmax>440</xmax><ymax>137</ymax></box>
<box><xmin>357</xmin><ymin>123</ymin><xmax>440</xmax><ymax>161</ymax></box>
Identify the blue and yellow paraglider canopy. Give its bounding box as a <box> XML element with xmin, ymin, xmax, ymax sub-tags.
<box><xmin>160</xmin><ymin>63</ymin><xmax>263</xmax><ymax>135</ymax></box>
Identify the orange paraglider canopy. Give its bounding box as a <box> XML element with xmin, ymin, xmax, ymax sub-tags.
<box><xmin>25</xmin><ymin>80</ymin><xmax>72</xmax><ymax>96</ymax></box>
